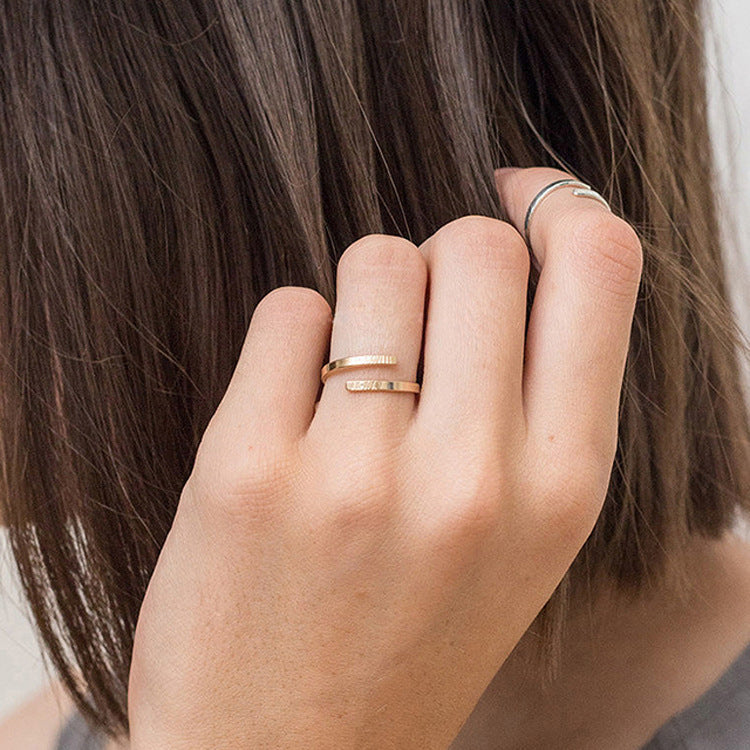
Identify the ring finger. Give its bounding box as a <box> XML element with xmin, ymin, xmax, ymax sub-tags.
<box><xmin>309</xmin><ymin>234</ymin><xmax>427</xmax><ymax>444</ymax></box>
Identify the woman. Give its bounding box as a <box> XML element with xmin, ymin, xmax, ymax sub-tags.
<box><xmin>1</xmin><ymin>0</ymin><xmax>749</xmax><ymax>748</ymax></box>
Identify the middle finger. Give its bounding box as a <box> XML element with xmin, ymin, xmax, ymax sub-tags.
<box><xmin>412</xmin><ymin>216</ymin><xmax>530</xmax><ymax>447</ymax></box>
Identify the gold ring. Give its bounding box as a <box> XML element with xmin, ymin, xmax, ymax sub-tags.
<box><xmin>345</xmin><ymin>380</ymin><xmax>421</xmax><ymax>393</ymax></box>
<box><xmin>320</xmin><ymin>354</ymin><xmax>397</xmax><ymax>383</ymax></box>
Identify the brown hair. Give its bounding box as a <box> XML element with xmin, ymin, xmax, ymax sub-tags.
<box><xmin>2</xmin><ymin>0</ymin><xmax>749</xmax><ymax>739</ymax></box>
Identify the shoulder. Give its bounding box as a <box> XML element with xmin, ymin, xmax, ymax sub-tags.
<box><xmin>0</xmin><ymin>680</ymin><xmax>74</xmax><ymax>750</ymax></box>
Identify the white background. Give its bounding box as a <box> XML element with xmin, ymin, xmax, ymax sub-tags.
<box><xmin>2</xmin><ymin>0</ymin><xmax>750</xmax><ymax>723</ymax></box>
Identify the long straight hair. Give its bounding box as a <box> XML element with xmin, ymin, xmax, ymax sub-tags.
<box><xmin>2</xmin><ymin>0</ymin><xmax>749</xmax><ymax>738</ymax></box>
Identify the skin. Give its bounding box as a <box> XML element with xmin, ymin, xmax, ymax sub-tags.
<box><xmin>449</xmin><ymin>530</ymin><xmax>750</xmax><ymax>749</ymax></box>
<box><xmin>3</xmin><ymin>165</ymin><xmax>744</xmax><ymax>747</ymax></box>
<box><xmin>3</xmin><ymin>531</ymin><xmax>749</xmax><ymax>750</ymax></box>
<box><xmin>0</xmin><ymin>681</ymin><xmax>74</xmax><ymax>750</ymax></box>
<box><xmin>125</xmin><ymin>165</ymin><xmax>644</xmax><ymax>748</ymax></box>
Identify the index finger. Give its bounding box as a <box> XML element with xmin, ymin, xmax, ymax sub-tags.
<box><xmin>494</xmin><ymin>166</ymin><xmax>644</xmax><ymax>475</ymax></box>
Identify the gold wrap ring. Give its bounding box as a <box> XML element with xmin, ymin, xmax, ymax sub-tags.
<box><xmin>320</xmin><ymin>354</ymin><xmax>420</xmax><ymax>394</ymax></box>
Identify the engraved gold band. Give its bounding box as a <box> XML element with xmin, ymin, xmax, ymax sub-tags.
<box><xmin>320</xmin><ymin>354</ymin><xmax>397</xmax><ymax>383</ymax></box>
<box><xmin>346</xmin><ymin>380</ymin><xmax>420</xmax><ymax>393</ymax></box>
<box><xmin>320</xmin><ymin>354</ymin><xmax>420</xmax><ymax>394</ymax></box>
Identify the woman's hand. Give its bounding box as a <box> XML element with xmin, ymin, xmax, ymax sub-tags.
<box><xmin>127</xmin><ymin>167</ymin><xmax>643</xmax><ymax>749</ymax></box>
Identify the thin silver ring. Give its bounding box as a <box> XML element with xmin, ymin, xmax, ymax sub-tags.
<box><xmin>523</xmin><ymin>178</ymin><xmax>611</xmax><ymax>249</ymax></box>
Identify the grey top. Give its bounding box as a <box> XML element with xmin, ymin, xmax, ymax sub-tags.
<box><xmin>55</xmin><ymin>711</ymin><xmax>105</xmax><ymax>750</ymax></box>
<box><xmin>55</xmin><ymin>641</ymin><xmax>750</xmax><ymax>749</ymax></box>
<box><xmin>641</xmin><ymin>640</ymin><xmax>750</xmax><ymax>749</ymax></box>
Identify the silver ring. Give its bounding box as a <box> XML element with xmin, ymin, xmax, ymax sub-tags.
<box><xmin>523</xmin><ymin>178</ymin><xmax>611</xmax><ymax>249</ymax></box>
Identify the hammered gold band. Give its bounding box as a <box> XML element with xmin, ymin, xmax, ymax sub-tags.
<box><xmin>320</xmin><ymin>354</ymin><xmax>397</xmax><ymax>383</ymax></box>
<box><xmin>320</xmin><ymin>354</ymin><xmax>420</xmax><ymax>394</ymax></box>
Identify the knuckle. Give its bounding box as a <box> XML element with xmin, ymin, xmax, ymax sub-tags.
<box><xmin>306</xmin><ymin>462</ymin><xmax>399</xmax><ymax>538</ymax></box>
<box><xmin>566</xmin><ymin>213</ymin><xmax>644</xmax><ymax>297</ymax></box>
<box><xmin>302</xmin><ymin>440</ymin><xmax>401</xmax><ymax>525</ymax></box>
<box><xmin>253</xmin><ymin>285</ymin><xmax>332</xmax><ymax>324</ymax></box>
<box><xmin>338</xmin><ymin>233</ymin><xmax>425</xmax><ymax>281</ymax></box>
<box><xmin>189</xmin><ymin>437</ymin><xmax>295</xmax><ymax>522</ymax></box>
<box><xmin>533</xmin><ymin>449</ymin><xmax>610</xmax><ymax>544</ymax></box>
<box><xmin>423</xmin><ymin>456</ymin><xmax>505</xmax><ymax>545</ymax></box>
<box><xmin>430</xmin><ymin>215</ymin><xmax>529</xmax><ymax>274</ymax></box>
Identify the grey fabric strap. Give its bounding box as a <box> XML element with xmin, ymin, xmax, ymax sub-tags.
<box><xmin>55</xmin><ymin>711</ymin><xmax>105</xmax><ymax>750</ymax></box>
<box><xmin>641</xmin><ymin>640</ymin><xmax>750</xmax><ymax>748</ymax></box>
